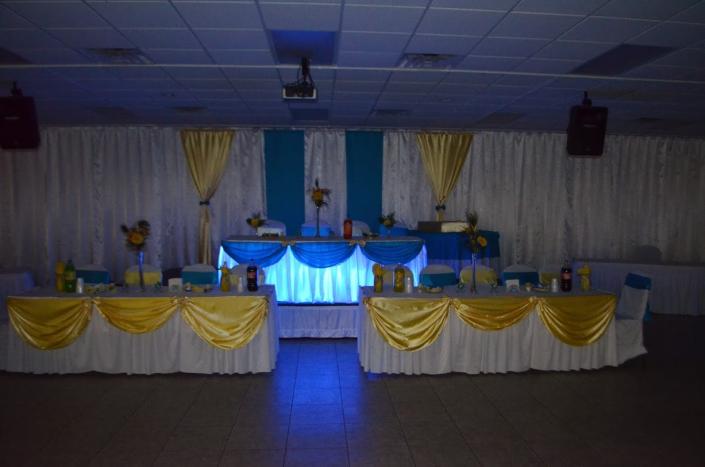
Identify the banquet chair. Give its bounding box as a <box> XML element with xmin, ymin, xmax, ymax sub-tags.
<box><xmin>230</xmin><ymin>264</ymin><xmax>266</xmax><ymax>287</ymax></box>
<box><xmin>501</xmin><ymin>264</ymin><xmax>539</xmax><ymax>286</ymax></box>
<box><xmin>301</xmin><ymin>221</ymin><xmax>331</xmax><ymax>237</ymax></box>
<box><xmin>381</xmin><ymin>264</ymin><xmax>414</xmax><ymax>285</ymax></box>
<box><xmin>538</xmin><ymin>263</ymin><xmax>561</xmax><ymax>286</ymax></box>
<box><xmin>615</xmin><ymin>272</ymin><xmax>652</xmax><ymax>364</ymax></box>
<box><xmin>419</xmin><ymin>264</ymin><xmax>457</xmax><ymax>288</ymax></box>
<box><xmin>352</xmin><ymin>220</ymin><xmax>370</xmax><ymax>237</ymax></box>
<box><xmin>76</xmin><ymin>264</ymin><xmax>110</xmax><ymax>284</ymax></box>
<box><xmin>257</xmin><ymin>219</ymin><xmax>286</xmax><ymax>237</ymax></box>
<box><xmin>124</xmin><ymin>264</ymin><xmax>162</xmax><ymax>286</ymax></box>
<box><xmin>459</xmin><ymin>264</ymin><xmax>497</xmax><ymax>291</ymax></box>
<box><xmin>181</xmin><ymin>264</ymin><xmax>218</xmax><ymax>285</ymax></box>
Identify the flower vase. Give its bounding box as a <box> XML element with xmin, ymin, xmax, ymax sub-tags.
<box><xmin>315</xmin><ymin>206</ymin><xmax>321</xmax><ymax>237</ymax></box>
<box><xmin>137</xmin><ymin>250</ymin><xmax>145</xmax><ymax>291</ymax></box>
<box><xmin>470</xmin><ymin>252</ymin><xmax>478</xmax><ymax>294</ymax></box>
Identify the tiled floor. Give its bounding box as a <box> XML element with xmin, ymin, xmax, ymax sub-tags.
<box><xmin>1</xmin><ymin>314</ymin><xmax>704</xmax><ymax>466</ymax></box>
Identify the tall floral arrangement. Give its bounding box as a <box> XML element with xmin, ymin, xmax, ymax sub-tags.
<box><xmin>121</xmin><ymin>220</ymin><xmax>151</xmax><ymax>251</ymax></box>
<box><xmin>378</xmin><ymin>212</ymin><xmax>396</xmax><ymax>229</ymax></box>
<box><xmin>246</xmin><ymin>212</ymin><xmax>265</xmax><ymax>229</ymax></box>
<box><xmin>310</xmin><ymin>178</ymin><xmax>331</xmax><ymax>208</ymax></box>
<box><xmin>465</xmin><ymin>211</ymin><xmax>487</xmax><ymax>254</ymax></box>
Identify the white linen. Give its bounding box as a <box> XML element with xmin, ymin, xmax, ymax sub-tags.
<box><xmin>357</xmin><ymin>288</ymin><xmax>619</xmax><ymax>375</ymax></box>
<box><xmin>581</xmin><ymin>260</ymin><xmax>705</xmax><ymax>315</ymax></box>
<box><xmin>3</xmin><ymin>287</ymin><xmax>279</xmax><ymax>375</ymax></box>
<box><xmin>279</xmin><ymin>304</ymin><xmax>357</xmax><ymax>338</ymax></box>
<box><xmin>615</xmin><ymin>319</ymin><xmax>646</xmax><ymax>365</ymax></box>
<box><xmin>304</xmin><ymin>129</ymin><xmax>346</xmax><ymax>234</ymax></box>
<box><xmin>0</xmin><ymin>269</ymin><xmax>34</xmax><ymax>323</ymax></box>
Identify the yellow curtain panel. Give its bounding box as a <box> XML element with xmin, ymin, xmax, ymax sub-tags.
<box><xmin>94</xmin><ymin>297</ymin><xmax>178</xmax><ymax>334</ymax></box>
<box><xmin>7</xmin><ymin>297</ymin><xmax>92</xmax><ymax>350</ymax></box>
<box><xmin>180</xmin><ymin>296</ymin><xmax>269</xmax><ymax>350</ymax></box>
<box><xmin>416</xmin><ymin>132</ymin><xmax>473</xmax><ymax>221</ymax></box>
<box><xmin>363</xmin><ymin>296</ymin><xmax>451</xmax><ymax>351</ymax></box>
<box><xmin>180</xmin><ymin>129</ymin><xmax>235</xmax><ymax>264</ymax></box>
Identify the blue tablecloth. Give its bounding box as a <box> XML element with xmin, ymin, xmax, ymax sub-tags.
<box><xmin>410</xmin><ymin>230</ymin><xmax>500</xmax><ymax>262</ymax></box>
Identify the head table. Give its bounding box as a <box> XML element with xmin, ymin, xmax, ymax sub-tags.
<box><xmin>357</xmin><ymin>286</ymin><xmax>624</xmax><ymax>375</ymax></box>
<box><xmin>2</xmin><ymin>286</ymin><xmax>279</xmax><ymax>375</ymax></box>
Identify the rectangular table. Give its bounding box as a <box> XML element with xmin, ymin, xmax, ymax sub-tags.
<box><xmin>357</xmin><ymin>286</ymin><xmax>627</xmax><ymax>375</ymax></box>
<box><xmin>575</xmin><ymin>259</ymin><xmax>705</xmax><ymax>316</ymax></box>
<box><xmin>2</xmin><ymin>286</ymin><xmax>279</xmax><ymax>374</ymax></box>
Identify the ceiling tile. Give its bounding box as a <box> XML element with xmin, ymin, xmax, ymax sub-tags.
<box><xmin>628</xmin><ymin>22</ymin><xmax>705</xmax><ymax>47</ymax></box>
<box><xmin>343</xmin><ymin>5</ymin><xmax>425</xmax><ymax>33</ymax></box>
<box><xmin>405</xmin><ymin>34</ymin><xmax>481</xmax><ymax>55</ymax></box>
<box><xmin>335</xmin><ymin>80</ymin><xmax>386</xmax><ymax>92</ymax></box>
<box><xmin>0</xmin><ymin>5</ymin><xmax>33</xmax><ymax>28</ymax></box>
<box><xmin>89</xmin><ymin>2</ymin><xmax>186</xmax><ymax>28</ymax></box>
<box><xmin>471</xmin><ymin>37</ymin><xmax>550</xmax><ymax>57</ymax></box>
<box><xmin>13</xmin><ymin>47</ymin><xmax>90</xmax><ymax>64</ymax></box>
<box><xmin>50</xmin><ymin>28</ymin><xmax>133</xmax><ymax>49</ymax></box>
<box><xmin>340</xmin><ymin>32</ymin><xmax>410</xmax><ymax>53</ymax></box>
<box><xmin>594</xmin><ymin>0</ymin><xmax>701</xmax><ymax>20</ymax></box>
<box><xmin>195</xmin><ymin>30</ymin><xmax>269</xmax><ymax>50</ymax></box>
<box><xmin>514</xmin><ymin>57</ymin><xmax>582</xmax><ymax>73</ymax></box>
<box><xmin>429</xmin><ymin>0</ymin><xmax>518</xmax><ymax>9</ymax></box>
<box><xmin>144</xmin><ymin>49</ymin><xmax>213</xmax><ymax>64</ymax></box>
<box><xmin>222</xmin><ymin>68</ymin><xmax>281</xmax><ymax>80</ymax></box>
<box><xmin>458</xmin><ymin>55</ymin><xmax>525</xmax><ymax>71</ymax></box>
<box><xmin>536</xmin><ymin>41</ymin><xmax>614</xmax><ymax>60</ymax></box>
<box><xmin>261</xmin><ymin>3</ymin><xmax>341</xmax><ymax>30</ymax></box>
<box><xmin>175</xmin><ymin>2</ymin><xmax>262</xmax><ymax>29</ymax></box>
<box><xmin>490</xmin><ymin>13</ymin><xmax>583</xmax><ymax>39</ymax></box>
<box><xmin>418</xmin><ymin>9</ymin><xmax>504</xmax><ymax>36</ymax></box>
<box><xmin>335</xmin><ymin>69</ymin><xmax>391</xmax><ymax>81</ymax></box>
<box><xmin>338</xmin><ymin>51</ymin><xmax>400</xmax><ymax>67</ymax></box>
<box><xmin>514</xmin><ymin>0</ymin><xmax>609</xmax><ymax>15</ymax></box>
<box><xmin>672</xmin><ymin>1</ymin><xmax>705</xmax><ymax>23</ymax></box>
<box><xmin>122</xmin><ymin>29</ymin><xmax>201</xmax><ymax>49</ymax></box>
<box><xmin>209</xmin><ymin>49</ymin><xmax>275</xmax><ymax>65</ymax></box>
<box><xmin>561</xmin><ymin>17</ymin><xmax>656</xmax><ymax>42</ymax></box>
<box><xmin>441</xmin><ymin>72</ymin><xmax>497</xmax><ymax>84</ymax></box>
<box><xmin>389</xmin><ymin>71</ymin><xmax>446</xmax><ymax>83</ymax></box>
<box><xmin>6</xmin><ymin>2</ymin><xmax>110</xmax><ymax>28</ymax></box>
<box><xmin>167</xmin><ymin>67</ymin><xmax>225</xmax><ymax>80</ymax></box>
<box><xmin>652</xmin><ymin>47</ymin><xmax>705</xmax><ymax>67</ymax></box>
<box><xmin>0</xmin><ymin>28</ymin><xmax>65</xmax><ymax>48</ymax></box>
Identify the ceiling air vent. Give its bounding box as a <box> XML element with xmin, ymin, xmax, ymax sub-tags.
<box><xmin>399</xmin><ymin>53</ymin><xmax>461</xmax><ymax>69</ymax></box>
<box><xmin>84</xmin><ymin>48</ymin><xmax>152</xmax><ymax>65</ymax></box>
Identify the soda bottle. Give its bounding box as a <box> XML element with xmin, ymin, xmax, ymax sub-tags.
<box><xmin>560</xmin><ymin>261</ymin><xmax>572</xmax><ymax>292</ymax></box>
<box><xmin>246</xmin><ymin>261</ymin><xmax>258</xmax><ymax>292</ymax></box>
<box><xmin>64</xmin><ymin>259</ymin><xmax>77</xmax><ymax>293</ymax></box>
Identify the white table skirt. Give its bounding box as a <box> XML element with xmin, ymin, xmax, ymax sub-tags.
<box><xmin>577</xmin><ymin>260</ymin><xmax>705</xmax><ymax>316</ymax></box>
<box><xmin>278</xmin><ymin>304</ymin><xmax>357</xmax><ymax>338</ymax></box>
<box><xmin>357</xmin><ymin>293</ymin><xmax>629</xmax><ymax>375</ymax></box>
<box><xmin>2</xmin><ymin>292</ymin><xmax>279</xmax><ymax>375</ymax></box>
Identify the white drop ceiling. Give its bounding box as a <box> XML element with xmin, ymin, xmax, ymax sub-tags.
<box><xmin>1</xmin><ymin>0</ymin><xmax>704</xmax><ymax>136</ymax></box>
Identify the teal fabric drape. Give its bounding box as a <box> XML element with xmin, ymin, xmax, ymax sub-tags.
<box><xmin>264</xmin><ymin>130</ymin><xmax>305</xmax><ymax>236</ymax></box>
<box><xmin>346</xmin><ymin>131</ymin><xmax>383</xmax><ymax>232</ymax></box>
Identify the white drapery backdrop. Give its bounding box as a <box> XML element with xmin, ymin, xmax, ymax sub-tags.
<box><xmin>304</xmin><ymin>129</ymin><xmax>347</xmax><ymax>235</ymax></box>
<box><xmin>383</xmin><ymin>131</ymin><xmax>705</xmax><ymax>269</ymax></box>
<box><xmin>0</xmin><ymin>127</ymin><xmax>265</xmax><ymax>285</ymax></box>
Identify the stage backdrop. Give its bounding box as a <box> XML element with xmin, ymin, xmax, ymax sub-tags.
<box><xmin>1</xmin><ymin>127</ymin><xmax>704</xmax><ymax>286</ymax></box>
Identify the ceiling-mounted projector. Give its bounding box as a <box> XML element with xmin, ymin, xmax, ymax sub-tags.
<box><xmin>283</xmin><ymin>57</ymin><xmax>317</xmax><ymax>101</ymax></box>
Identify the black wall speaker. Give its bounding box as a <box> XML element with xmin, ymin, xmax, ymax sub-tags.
<box><xmin>567</xmin><ymin>93</ymin><xmax>608</xmax><ymax>156</ymax></box>
<box><xmin>0</xmin><ymin>95</ymin><xmax>40</xmax><ymax>150</ymax></box>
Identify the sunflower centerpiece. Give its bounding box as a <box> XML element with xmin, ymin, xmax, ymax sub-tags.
<box><xmin>378</xmin><ymin>212</ymin><xmax>396</xmax><ymax>236</ymax></box>
<box><xmin>121</xmin><ymin>219</ymin><xmax>151</xmax><ymax>290</ymax></box>
<box><xmin>310</xmin><ymin>178</ymin><xmax>331</xmax><ymax>237</ymax></box>
<box><xmin>464</xmin><ymin>211</ymin><xmax>487</xmax><ymax>293</ymax></box>
<box><xmin>246</xmin><ymin>213</ymin><xmax>265</xmax><ymax>233</ymax></box>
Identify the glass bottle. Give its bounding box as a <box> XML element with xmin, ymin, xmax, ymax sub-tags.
<box><xmin>343</xmin><ymin>218</ymin><xmax>353</xmax><ymax>239</ymax></box>
<box><xmin>64</xmin><ymin>259</ymin><xmax>77</xmax><ymax>293</ymax></box>
<box><xmin>246</xmin><ymin>261</ymin><xmax>258</xmax><ymax>292</ymax></box>
<box><xmin>560</xmin><ymin>261</ymin><xmax>572</xmax><ymax>292</ymax></box>
<box><xmin>394</xmin><ymin>265</ymin><xmax>405</xmax><ymax>293</ymax></box>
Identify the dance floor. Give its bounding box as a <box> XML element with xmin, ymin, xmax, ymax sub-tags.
<box><xmin>1</xmin><ymin>314</ymin><xmax>704</xmax><ymax>466</ymax></box>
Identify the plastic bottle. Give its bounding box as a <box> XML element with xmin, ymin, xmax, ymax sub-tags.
<box><xmin>220</xmin><ymin>263</ymin><xmax>231</xmax><ymax>292</ymax></box>
<box><xmin>393</xmin><ymin>265</ymin><xmax>405</xmax><ymax>292</ymax></box>
<box><xmin>343</xmin><ymin>218</ymin><xmax>353</xmax><ymax>239</ymax></box>
<box><xmin>560</xmin><ymin>261</ymin><xmax>572</xmax><ymax>292</ymax></box>
<box><xmin>405</xmin><ymin>275</ymin><xmax>413</xmax><ymax>293</ymax></box>
<box><xmin>246</xmin><ymin>261</ymin><xmax>258</xmax><ymax>292</ymax></box>
<box><xmin>55</xmin><ymin>261</ymin><xmax>65</xmax><ymax>293</ymax></box>
<box><xmin>64</xmin><ymin>259</ymin><xmax>77</xmax><ymax>293</ymax></box>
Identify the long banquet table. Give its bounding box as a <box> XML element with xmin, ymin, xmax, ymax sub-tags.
<box><xmin>219</xmin><ymin>236</ymin><xmax>426</xmax><ymax>304</ymax></box>
<box><xmin>2</xmin><ymin>286</ymin><xmax>279</xmax><ymax>374</ymax></box>
<box><xmin>357</xmin><ymin>286</ymin><xmax>622</xmax><ymax>375</ymax></box>
<box><xmin>575</xmin><ymin>259</ymin><xmax>705</xmax><ymax>316</ymax></box>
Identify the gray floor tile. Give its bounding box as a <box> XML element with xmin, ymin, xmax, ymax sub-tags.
<box><xmin>284</xmin><ymin>448</ymin><xmax>349</xmax><ymax>467</ymax></box>
<box><xmin>219</xmin><ymin>449</ymin><xmax>285</xmax><ymax>467</ymax></box>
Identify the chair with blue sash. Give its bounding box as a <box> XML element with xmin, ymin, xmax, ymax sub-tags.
<box><xmin>500</xmin><ymin>264</ymin><xmax>539</xmax><ymax>286</ymax></box>
<box><xmin>181</xmin><ymin>264</ymin><xmax>218</xmax><ymax>285</ymax></box>
<box><xmin>615</xmin><ymin>272</ymin><xmax>652</xmax><ymax>364</ymax></box>
<box><xmin>420</xmin><ymin>264</ymin><xmax>457</xmax><ymax>288</ymax></box>
<box><xmin>352</xmin><ymin>220</ymin><xmax>370</xmax><ymax>237</ymax></box>
<box><xmin>76</xmin><ymin>264</ymin><xmax>110</xmax><ymax>284</ymax></box>
<box><xmin>257</xmin><ymin>219</ymin><xmax>286</xmax><ymax>237</ymax></box>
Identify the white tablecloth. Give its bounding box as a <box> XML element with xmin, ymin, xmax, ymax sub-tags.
<box><xmin>576</xmin><ymin>260</ymin><xmax>705</xmax><ymax>316</ymax></box>
<box><xmin>1</xmin><ymin>286</ymin><xmax>279</xmax><ymax>375</ymax></box>
<box><xmin>0</xmin><ymin>269</ymin><xmax>34</xmax><ymax>323</ymax></box>
<box><xmin>357</xmin><ymin>288</ymin><xmax>635</xmax><ymax>375</ymax></box>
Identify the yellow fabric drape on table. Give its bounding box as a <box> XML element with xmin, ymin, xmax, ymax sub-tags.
<box><xmin>452</xmin><ymin>296</ymin><xmax>535</xmax><ymax>331</ymax></box>
<box><xmin>180</xmin><ymin>129</ymin><xmax>235</xmax><ymax>264</ymax></box>
<box><xmin>7</xmin><ymin>297</ymin><xmax>91</xmax><ymax>350</ymax></box>
<box><xmin>535</xmin><ymin>295</ymin><xmax>616</xmax><ymax>346</ymax></box>
<box><xmin>416</xmin><ymin>132</ymin><xmax>473</xmax><ymax>221</ymax></box>
<box><xmin>363</xmin><ymin>297</ymin><xmax>451</xmax><ymax>351</ymax></box>
<box><xmin>180</xmin><ymin>296</ymin><xmax>269</xmax><ymax>350</ymax></box>
<box><xmin>94</xmin><ymin>297</ymin><xmax>178</xmax><ymax>334</ymax></box>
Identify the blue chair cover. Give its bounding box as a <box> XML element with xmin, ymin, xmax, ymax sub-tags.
<box><xmin>301</xmin><ymin>224</ymin><xmax>331</xmax><ymax>237</ymax></box>
<box><xmin>625</xmin><ymin>273</ymin><xmax>652</xmax><ymax>321</ymax></box>
<box><xmin>420</xmin><ymin>272</ymin><xmax>458</xmax><ymax>287</ymax></box>
<box><xmin>361</xmin><ymin>240</ymin><xmax>423</xmax><ymax>265</ymax></box>
<box><xmin>501</xmin><ymin>271</ymin><xmax>540</xmax><ymax>285</ymax></box>
<box><xmin>182</xmin><ymin>271</ymin><xmax>217</xmax><ymax>285</ymax></box>
<box><xmin>221</xmin><ymin>240</ymin><xmax>287</xmax><ymax>268</ymax></box>
<box><xmin>76</xmin><ymin>269</ymin><xmax>110</xmax><ymax>284</ymax></box>
<box><xmin>291</xmin><ymin>241</ymin><xmax>356</xmax><ymax>268</ymax></box>
<box><xmin>379</xmin><ymin>225</ymin><xmax>409</xmax><ymax>236</ymax></box>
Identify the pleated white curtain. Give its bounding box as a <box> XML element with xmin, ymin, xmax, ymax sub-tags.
<box><xmin>0</xmin><ymin>127</ymin><xmax>265</xmax><ymax>285</ymax></box>
<box><xmin>304</xmin><ymin>129</ymin><xmax>347</xmax><ymax>234</ymax></box>
<box><xmin>383</xmin><ymin>130</ymin><xmax>705</xmax><ymax>269</ymax></box>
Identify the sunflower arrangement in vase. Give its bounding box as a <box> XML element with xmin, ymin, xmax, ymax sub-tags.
<box><xmin>378</xmin><ymin>212</ymin><xmax>396</xmax><ymax>236</ymax></box>
<box><xmin>464</xmin><ymin>211</ymin><xmax>487</xmax><ymax>293</ymax></box>
<box><xmin>246</xmin><ymin>213</ymin><xmax>265</xmax><ymax>232</ymax></box>
<box><xmin>310</xmin><ymin>178</ymin><xmax>331</xmax><ymax>237</ymax></box>
<box><xmin>121</xmin><ymin>219</ymin><xmax>150</xmax><ymax>289</ymax></box>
